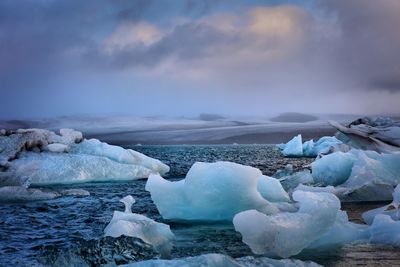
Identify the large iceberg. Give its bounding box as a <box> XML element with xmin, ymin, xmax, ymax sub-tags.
<box><xmin>233</xmin><ymin>190</ymin><xmax>369</xmax><ymax>258</ymax></box>
<box><xmin>104</xmin><ymin>195</ymin><xmax>174</xmax><ymax>258</ymax></box>
<box><xmin>120</xmin><ymin>253</ymin><xmax>323</xmax><ymax>267</ymax></box>
<box><xmin>146</xmin><ymin>162</ymin><xmax>291</xmax><ymax>222</ymax></box>
<box><xmin>0</xmin><ymin>128</ymin><xmax>169</xmax><ymax>186</ymax></box>
<box><xmin>278</xmin><ymin>135</ymin><xmax>348</xmax><ymax>157</ymax></box>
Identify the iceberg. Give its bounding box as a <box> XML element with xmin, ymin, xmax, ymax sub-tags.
<box><xmin>329</xmin><ymin>117</ymin><xmax>400</xmax><ymax>153</ymax></box>
<box><xmin>278</xmin><ymin>135</ymin><xmax>348</xmax><ymax>157</ymax></box>
<box><xmin>9</xmin><ymin>152</ymin><xmax>155</xmax><ymax>185</ymax></box>
<box><xmin>104</xmin><ymin>195</ymin><xmax>174</xmax><ymax>258</ymax></box>
<box><xmin>70</xmin><ymin>139</ymin><xmax>169</xmax><ymax>175</ymax></box>
<box><xmin>307</xmin><ymin>210</ymin><xmax>369</xmax><ymax>249</ymax></box>
<box><xmin>370</xmin><ymin>215</ymin><xmax>400</xmax><ymax>247</ymax></box>
<box><xmin>234</xmin><ymin>189</ymin><xmax>370</xmax><ymax>257</ymax></box>
<box><xmin>233</xmin><ymin>191</ymin><xmax>340</xmax><ymax>257</ymax></box>
<box><xmin>120</xmin><ymin>253</ymin><xmax>323</xmax><ymax>267</ymax></box>
<box><xmin>282</xmin><ymin>134</ymin><xmax>303</xmax><ymax>157</ymax></box>
<box><xmin>146</xmin><ymin>162</ymin><xmax>286</xmax><ymax>222</ymax></box>
<box><xmin>311</xmin><ymin>151</ymin><xmax>355</xmax><ymax>186</ymax></box>
<box><xmin>0</xmin><ymin>128</ymin><xmax>169</xmax><ymax>186</ymax></box>
<box><xmin>309</xmin><ymin>149</ymin><xmax>400</xmax><ymax>200</ymax></box>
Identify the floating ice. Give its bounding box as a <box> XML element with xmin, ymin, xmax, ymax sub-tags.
<box><xmin>311</xmin><ymin>152</ymin><xmax>354</xmax><ymax>186</ymax></box>
<box><xmin>70</xmin><ymin>139</ymin><xmax>169</xmax><ymax>175</ymax></box>
<box><xmin>311</xmin><ymin>149</ymin><xmax>400</xmax><ymax>197</ymax></box>
<box><xmin>233</xmin><ymin>191</ymin><xmax>340</xmax><ymax>257</ymax></box>
<box><xmin>307</xmin><ymin>210</ymin><xmax>369</xmax><ymax>249</ymax></box>
<box><xmin>282</xmin><ymin>134</ymin><xmax>303</xmax><ymax>157</ymax></box>
<box><xmin>120</xmin><ymin>253</ymin><xmax>323</xmax><ymax>267</ymax></box>
<box><xmin>279</xmin><ymin>135</ymin><xmax>348</xmax><ymax>157</ymax></box>
<box><xmin>146</xmin><ymin>162</ymin><xmax>283</xmax><ymax>222</ymax></box>
<box><xmin>0</xmin><ymin>186</ymin><xmax>90</xmax><ymax>202</ymax></box>
<box><xmin>104</xmin><ymin>195</ymin><xmax>174</xmax><ymax>258</ymax></box>
<box><xmin>370</xmin><ymin>215</ymin><xmax>400</xmax><ymax>247</ymax></box>
<box><xmin>0</xmin><ymin>128</ymin><xmax>169</xmax><ymax>186</ymax></box>
<box><xmin>9</xmin><ymin>152</ymin><xmax>155</xmax><ymax>185</ymax></box>
<box><xmin>330</xmin><ymin>117</ymin><xmax>400</xmax><ymax>153</ymax></box>
<box><xmin>362</xmin><ymin>184</ymin><xmax>400</xmax><ymax>224</ymax></box>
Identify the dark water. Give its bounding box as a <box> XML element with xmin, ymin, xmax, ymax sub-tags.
<box><xmin>0</xmin><ymin>145</ymin><xmax>399</xmax><ymax>266</ymax></box>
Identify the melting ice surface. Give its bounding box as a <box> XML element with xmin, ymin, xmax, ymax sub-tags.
<box><xmin>0</xmin><ymin>129</ymin><xmax>169</xmax><ymax>187</ymax></box>
<box><xmin>233</xmin><ymin>190</ymin><xmax>372</xmax><ymax>258</ymax></box>
<box><xmin>104</xmin><ymin>195</ymin><xmax>174</xmax><ymax>258</ymax></box>
<box><xmin>145</xmin><ymin>161</ymin><xmax>295</xmax><ymax>222</ymax></box>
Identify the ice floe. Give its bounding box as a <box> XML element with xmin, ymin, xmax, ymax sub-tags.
<box><xmin>146</xmin><ymin>162</ymin><xmax>288</xmax><ymax>222</ymax></box>
<box><xmin>0</xmin><ymin>128</ymin><xmax>169</xmax><ymax>186</ymax></box>
<box><xmin>0</xmin><ymin>186</ymin><xmax>89</xmax><ymax>202</ymax></box>
<box><xmin>104</xmin><ymin>195</ymin><xmax>174</xmax><ymax>258</ymax></box>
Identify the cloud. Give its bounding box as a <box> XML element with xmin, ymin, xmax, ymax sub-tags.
<box><xmin>0</xmin><ymin>0</ymin><xmax>399</xmax><ymax>118</ymax></box>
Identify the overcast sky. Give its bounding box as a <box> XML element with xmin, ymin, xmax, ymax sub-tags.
<box><xmin>0</xmin><ymin>0</ymin><xmax>399</xmax><ymax>119</ymax></box>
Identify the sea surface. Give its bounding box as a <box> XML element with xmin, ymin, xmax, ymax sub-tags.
<box><xmin>0</xmin><ymin>145</ymin><xmax>399</xmax><ymax>266</ymax></box>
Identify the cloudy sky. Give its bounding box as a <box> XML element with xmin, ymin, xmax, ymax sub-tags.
<box><xmin>0</xmin><ymin>0</ymin><xmax>399</xmax><ymax>119</ymax></box>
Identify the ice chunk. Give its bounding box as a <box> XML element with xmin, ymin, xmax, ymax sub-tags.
<box><xmin>257</xmin><ymin>176</ymin><xmax>290</xmax><ymax>202</ymax></box>
<box><xmin>282</xmin><ymin>134</ymin><xmax>303</xmax><ymax>157</ymax></box>
<box><xmin>104</xmin><ymin>195</ymin><xmax>174</xmax><ymax>258</ymax></box>
<box><xmin>311</xmin><ymin>152</ymin><xmax>355</xmax><ymax>186</ymax></box>
<box><xmin>146</xmin><ymin>162</ymin><xmax>281</xmax><ymax>222</ymax></box>
<box><xmin>329</xmin><ymin>119</ymin><xmax>400</xmax><ymax>153</ymax></box>
<box><xmin>59</xmin><ymin>128</ymin><xmax>83</xmax><ymax>144</ymax></box>
<box><xmin>342</xmin><ymin>150</ymin><xmax>400</xmax><ymax>189</ymax></box>
<box><xmin>233</xmin><ymin>191</ymin><xmax>340</xmax><ymax>257</ymax></box>
<box><xmin>1</xmin><ymin>128</ymin><xmax>170</xmax><ymax>186</ymax></box>
<box><xmin>278</xmin><ymin>135</ymin><xmax>348</xmax><ymax>157</ymax></box>
<box><xmin>70</xmin><ymin>139</ymin><xmax>169</xmax><ymax>175</ymax></box>
<box><xmin>362</xmin><ymin>184</ymin><xmax>400</xmax><ymax>224</ymax></box>
<box><xmin>120</xmin><ymin>254</ymin><xmax>323</xmax><ymax>267</ymax></box>
<box><xmin>308</xmin><ymin>210</ymin><xmax>370</xmax><ymax>249</ymax></box>
<box><xmin>46</xmin><ymin>143</ymin><xmax>69</xmax><ymax>153</ymax></box>
<box><xmin>0</xmin><ymin>186</ymin><xmax>90</xmax><ymax>202</ymax></box>
<box><xmin>0</xmin><ymin>186</ymin><xmax>60</xmax><ymax>201</ymax></box>
<box><xmin>370</xmin><ymin>215</ymin><xmax>400</xmax><ymax>247</ymax></box>
<box><xmin>10</xmin><ymin>152</ymin><xmax>154</xmax><ymax>185</ymax></box>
